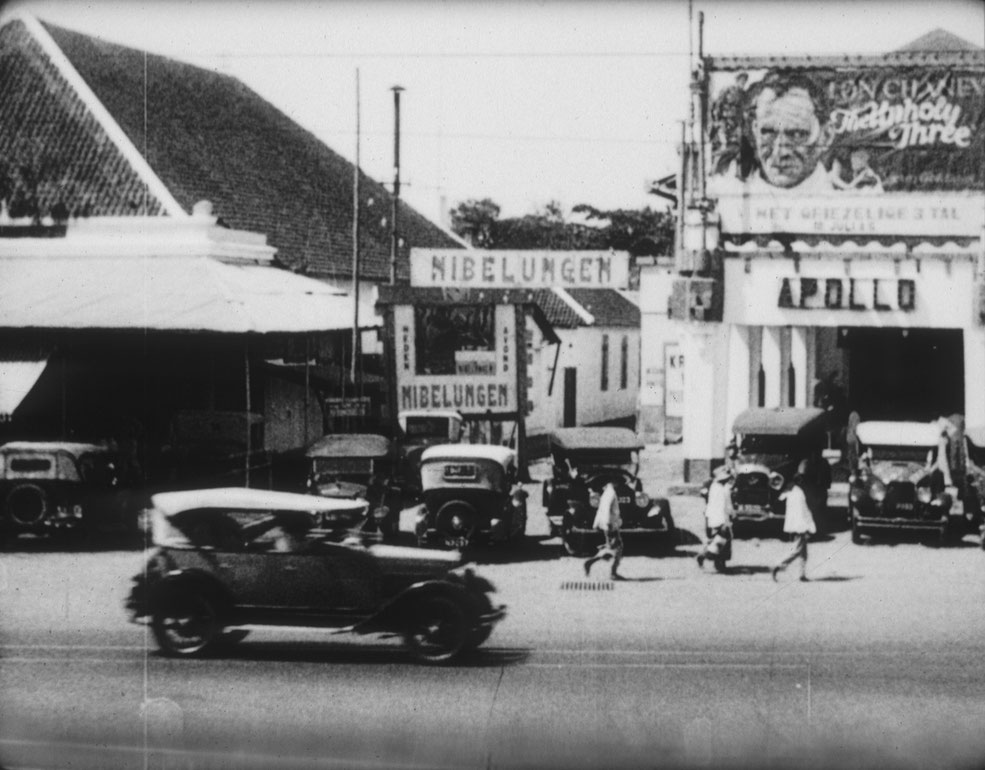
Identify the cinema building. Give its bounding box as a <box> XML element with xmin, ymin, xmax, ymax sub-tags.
<box><xmin>640</xmin><ymin>30</ymin><xmax>985</xmax><ymax>479</ymax></box>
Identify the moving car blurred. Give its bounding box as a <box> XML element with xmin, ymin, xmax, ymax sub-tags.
<box><xmin>126</xmin><ymin>487</ymin><xmax>505</xmax><ymax>664</ymax></box>
<box><xmin>413</xmin><ymin>444</ymin><xmax>527</xmax><ymax>549</ymax></box>
<box><xmin>849</xmin><ymin>421</ymin><xmax>952</xmax><ymax>545</ymax></box>
<box><xmin>541</xmin><ymin>427</ymin><xmax>674</xmax><ymax>556</ymax></box>
<box><xmin>305</xmin><ymin>433</ymin><xmax>403</xmax><ymax>540</ymax></box>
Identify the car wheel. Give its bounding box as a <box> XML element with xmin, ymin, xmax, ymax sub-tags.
<box><xmin>151</xmin><ymin>591</ymin><xmax>223</xmax><ymax>657</ymax></box>
<box><xmin>403</xmin><ymin>595</ymin><xmax>469</xmax><ymax>664</ymax></box>
<box><xmin>464</xmin><ymin>594</ymin><xmax>495</xmax><ymax>650</ymax></box>
<box><xmin>655</xmin><ymin>510</ymin><xmax>677</xmax><ymax>553</ymax></box>
<box><xmin>5</xmin><ymin>483</ymin><xmax>48</xmax><ymax>528</ymax></box>
<box><xmin>562</xmin><ymin>530</ymin><xmax>593</xmax><ymax>557</ymax></box>
<box><xmin>713</xmin><ymin>557</ymin><xmax>728</xmax><ymax>573</ymax></box>
<box><xmin>850</xmin><ymin>508</ymin><xmax>864</xmax><ymax>545</ymax></box>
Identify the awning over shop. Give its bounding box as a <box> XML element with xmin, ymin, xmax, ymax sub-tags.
<box><xmin>0</xmin><ymin>353</ymin><xmax>49</xmax><ymax>418</ymax></box>
<box><xmin>0</xmin><ymin>257</ymin><xmax>377</xmax><ymax>334</ymax></box>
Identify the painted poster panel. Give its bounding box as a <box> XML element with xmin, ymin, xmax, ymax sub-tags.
<box><xmin>707</xmin><ymin>65</ymin><xmax>985</xmax><ymax>234</ymax></box>
<box><xmin>393</xmin><ymin>304</ymin><xmax>517</xmax><ymax>414</ymax></box>
<box><xmin>411</xmin><ymin>249</ymin><xmax>630</xmax><ymax>289</ymax></box>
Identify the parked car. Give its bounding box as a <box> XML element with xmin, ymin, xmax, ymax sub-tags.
<box><xmin>305</xmin><ymin>433</ymin><xmax>403</xmax><ymax>540</ymax></box>
<box><xmin>396</xmin><ymin>410</ymin><xmax>464</xmax><ymax>502</ymax></box>
<box><xmin>541</xmin><ymin>427</ymin><xmax>674</xmax><ymax>556</ymax></box>
<box><xmin>413</xmin><ymin>444</ymin><xmax>527</xmax><ymax>549</ymax></box>
<box><xmin>849</xmin><ymin>421</ymin><xmax>952</xmax><ymax>545</ymax></box>
<box><xmin>963</xmin><ymin>426</ymin><xmax>985</xmax><ymax>549</ymax></box>
<box><xmin>0</xmin><ymin>441</ymin><xmax>127</xmax><ymax>542</ymax></box>
<box><xmin>125</xmin><ymin>487</ymin><xmax>505</xmax><ymax>663</ymax></box>
<box><xmin>725</xmin><ymin>408</ymin><xmax>832</xmax><ymax>532</ymax></box>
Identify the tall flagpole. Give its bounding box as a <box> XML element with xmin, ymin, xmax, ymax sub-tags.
<box><xmin>351</xmin><ymin>69</ymin><xmax>362</xmax><ymax>391</ymax></box>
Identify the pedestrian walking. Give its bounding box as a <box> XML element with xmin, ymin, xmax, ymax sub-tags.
<box><xmin>583</xmin><ymin>480</ymin><xmax>625</xmax><ymax>580</ymax></box>
<box><xmin>772</xmin><ymin>470</ymin><xmax>816</xmax><ymax>582</ymax></box>
<box><xmin>697</xmin><ymin>465</ymin><xmax>733</xmax><ymax>569</ymax></box>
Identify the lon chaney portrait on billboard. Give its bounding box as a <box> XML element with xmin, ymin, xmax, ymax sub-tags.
<box><xmin>707</xmin><ymin>66</ymin><xmax>985</xmax><ymax>198</ymax></box>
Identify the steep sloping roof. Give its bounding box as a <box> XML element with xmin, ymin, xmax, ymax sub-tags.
<box><xmin>0</xmin><ymin>14</ymin><xmax>460</xmax><ymax>280</ymax></box>
<box><xmin>565</xmin><ymin>288</ymin><xmax>640</xmax><ymax>328</ymax></box>
<box><xmin>0</xmin><ymin>19</ymin><xmax>167</xmax><ymax>218</ymax></box>
<box><xmin>895</xmin><ymin>28</ymin><xmax>983</xmax><ymax>53</ymax></box>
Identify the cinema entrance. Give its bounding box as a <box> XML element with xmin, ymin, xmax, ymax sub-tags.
<box><xmin>840</xmin><ymin>327</ymin><xmax>964</xmax><ymax>422</ymax></box>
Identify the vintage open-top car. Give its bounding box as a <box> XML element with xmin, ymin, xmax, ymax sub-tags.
<box><xmin>126</xmin><ymin>487</ymin><xmax>505</xmax><ymax>663</ymax></box>
<box><xmin>413</xmin><ymin>444</ymin><xmax>527</xmax><ymax>549</ymax></box>
<box><xmin>849</xmin><ymin>421</ymin><xmax>953</xmax><ymax>545</ymax></box>
<box><xmin>305</xmin><ymin>433</ymin><xmax>402</xmax><ymax>540</ymax></box>
<box><xmin>0</xmin><ymin>440</ymin><xmax>125</xmax><ymax>541</ymax></box>
<box><xmin>725</xmin><ymin>408</ymin><xmax>832</xmax><ymax>531</ymax></box>
<box><xmin>542</xmin><ymin>427</ymin><xmax>674</xmax><ymax>556</ymax></box>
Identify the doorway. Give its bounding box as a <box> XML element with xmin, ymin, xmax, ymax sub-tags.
<box><xmin>842</xmin><ymin>328</ymin><xmax>963</xmax><ymax>421</ymax></box>
<box><xmin>563</xmin><ymin>368</ymin><xmax>577</xmax><ymax>427</ymax></box>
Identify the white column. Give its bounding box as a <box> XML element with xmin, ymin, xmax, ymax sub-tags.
<box><xmin>790</xmin><ymin>327</ymin><xmax>809</xmax><ymax>407</ymax></box>
<box><xmin>726</xmin><ymin>325</ymin><xmax>751</xmax><ymax>431</ymax></box>
<box><xmin>761</xmin><ymin>326</ymin><xmax>783</xmax><ymax>408</ymax></box>
<box><xmin>965</xmin><ymin>327</ymin><xmax>985</xmax><ymax>428</ymax></box>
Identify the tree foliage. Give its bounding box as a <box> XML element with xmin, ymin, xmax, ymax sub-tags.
<box><xmin>448</xmin><ymin>199</ymin><xmax>674</xmax><ymax>257</ymax></box>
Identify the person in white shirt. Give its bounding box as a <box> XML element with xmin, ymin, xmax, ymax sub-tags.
<box><xmin>697</xmin><ymin>465</ymin><xmax>733</xmax><ymax>568</ymax></box>
<box><xmin>583</xmin><ymin>481</ymin><xmax>625</xmax><ymax>580</ymax></box>
<box><xmin>772</xmin><ymin>469</ymin><xmax>817</xmax><ymax>582</ymax></box>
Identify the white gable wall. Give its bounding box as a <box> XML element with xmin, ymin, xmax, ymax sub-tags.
<box><xmin>526</xmin><ymin>322</ymin><xmax>640</xmax><ymax>433</ymax></box>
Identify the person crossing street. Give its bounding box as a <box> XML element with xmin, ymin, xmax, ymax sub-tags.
<box><xmin>583</xmin><ymin>480</ymin><xmax>625</xmax><ymax>580</ymax></box>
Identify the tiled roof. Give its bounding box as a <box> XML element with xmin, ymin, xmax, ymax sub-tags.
<box><xmin>894</xmin><ymin>29</ymin><xmax>983</xmax><ymax>53</ymax></box>
<box><xmin>0</xmin><ymin>20</ymin><xmax>165</xmax><ymax>218</ymax></box>
<box><xmin>530</xmin><ymin>289</ymin><xmax>583</xmax><ymax>329</ymax></box>
<box><xmin>565</xmin><ymin>288</ymin><xmax>640</xmax><ymax>328</ymax></box>
<box><xmin>3</xmin><ymin>16</ymin><xmax>460</xmax><ymax>280</ymax></box>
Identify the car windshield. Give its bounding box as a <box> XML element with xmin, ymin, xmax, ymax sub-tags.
<box><xmin>311</xmin><ymin>457</ymin><xmax>375</xmax><ymax>482</ymax></box>
<box><xmin>403</xmin><ymin>417</ymin><xmax>452</xmax><ymax>440</ymax></box>
<box><xmin>867</xmin><ymin>444</ymin><xmax>934</xmax><ymax>464</ymax></box>
<box><xmin>737</xmin><ymin>435</ymin><xmax>804</xmax><ymax>455</ymax></box>
<box><xmin>560</xmin><ymin>452</ymin><xmax>638</xmax><ymax>477</ymax></box>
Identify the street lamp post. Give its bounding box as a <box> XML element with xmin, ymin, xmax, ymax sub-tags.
<box><xmin>390</xmin><ymin>85</ymin><xmax>405</xmax><ymax>285</ymax></box>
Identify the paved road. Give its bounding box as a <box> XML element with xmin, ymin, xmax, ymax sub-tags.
<box><xmin>2</xmin><ymin>470</ymin><xmax>985</xmax><ymax>769</ymax></box>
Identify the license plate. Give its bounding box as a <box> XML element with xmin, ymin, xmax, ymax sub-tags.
<box><xmin>895</xmin><ymin>503</ymin><xmax>914</xmax><ymax>511</ymax></box>
<box><xmin>443</xmin><ymin>535</ymin><xmax>470</xmax><ymax>548</ymax></box>
<box><xmin>443</xmin><ymin>464</ymin><xmax>477</xmax><ymax>481</ymax></box>
<box><xmin>618</xmin><ymin>497</ymin><xmax>631</xmax><ymax>504</ymax></box>
<box><xmin>736</xmin><ymin>504</ymin><xmax>766</xmax><ymax>514</ymax></box>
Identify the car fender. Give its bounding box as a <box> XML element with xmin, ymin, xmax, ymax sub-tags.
<box><xmin>355</xmin><ymin>579</ymin><xmax>476</xmax><ymax>634</ymax></box>
<box><xmin>145</xmin><ymin>569</ymin><xmax>235</xmax><ymax>617</ymax></box>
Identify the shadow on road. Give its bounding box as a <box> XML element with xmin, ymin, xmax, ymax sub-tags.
<box><xmin>185</xmin><ymin>639</ymin><xmax>530</xmax><ymax>668</ymax></box>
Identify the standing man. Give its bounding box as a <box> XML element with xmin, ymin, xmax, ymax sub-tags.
<box><xmin>697</xmin><ymin>465</ymin><xmax>733</xmax><ymax>569</ymax></box>
<box><xmin>583</xmin><ymin>480</ymin><xmax>625</xmax><ymax>580</ymax></box>
<box><xmin>772</xmin><ymin>470</ymin><xmax>816</xmax><ymax>583</ymax></box>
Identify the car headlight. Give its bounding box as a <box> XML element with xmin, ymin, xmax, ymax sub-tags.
<box><xmin>589</xmin><ymin>491</ymin><xmax>601</xmax><ymax>508</ymax></box>
<box><xmin>916</xmin><ymin>486</ymin><xmax>932</xmax><ymax>504</ymax></box>
<box><xmin>869</xmin><ymin>480</ymin><xmax>887</xmax><ymax>502</ymax></box>
<box><xmin>635</xmin><ymin>491</ymin><xmax>650</xmax><ymax>508</ymax></box>
<box><xmin>769</xmin><ymin>472</ymin><xmax>784</xmax><ymax>490</ymax></box>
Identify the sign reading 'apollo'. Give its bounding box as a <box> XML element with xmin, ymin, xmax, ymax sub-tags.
<box><xmin>778</xmin><ymin>277</ymin><xmax>916</xmax><ymax>311</ymax></box>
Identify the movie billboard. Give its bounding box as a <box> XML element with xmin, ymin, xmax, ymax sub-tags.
<box><xmin>706</xmin><ymin>65</ymin><xmax>985</xmax><ymax>236</ymax></box>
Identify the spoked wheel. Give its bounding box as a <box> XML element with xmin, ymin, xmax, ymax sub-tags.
<box><xmin>403</xmin><ymin>595</ymin><xmax>469</xmax><ymax>664</ymax></box>
<box><xmin>151</xmin><ymin>592</ymin><xmax>223</xmax><ymax>657</ymax></box>
<box><xmin>464</xmin><ymin>594</ymin><xmax>495</xmax><ymax>650</ymax></box>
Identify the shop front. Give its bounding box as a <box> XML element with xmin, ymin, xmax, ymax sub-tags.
<box><xmin>663</xmin><ymin>43</ymin><xmax>985</xmax><ymax>480</ymax></box>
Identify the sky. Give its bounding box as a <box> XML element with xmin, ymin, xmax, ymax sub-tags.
<box><xmin>7</xmin><ymin>0</ymin><xmax>985</xmax><ymax>225</ymax></box>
